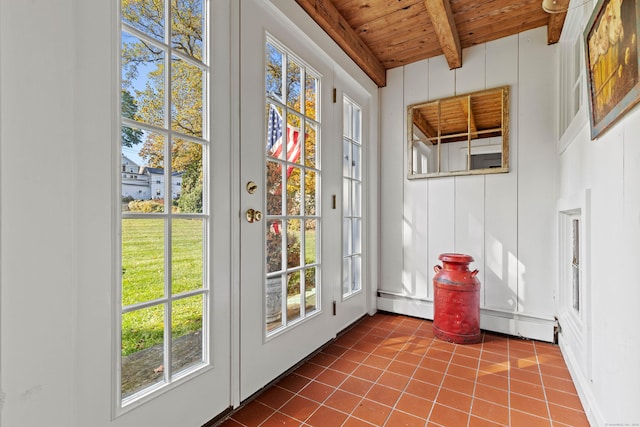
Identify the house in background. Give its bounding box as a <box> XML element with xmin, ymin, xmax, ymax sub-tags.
<box><xmin>121</xmin><ymin>154</ymin><xmax>183</xmax><ymax>201</ymax></box>
<box><xmin>1</xmin><ymin>0</ymin><xmax>639</xmax><ymax>426</ymax></box>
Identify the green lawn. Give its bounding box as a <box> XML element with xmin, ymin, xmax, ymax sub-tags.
<box><xmin>121</xmin><ymin>218</ymin><xmax>204</xmax><ymax>356</ymax></box>
<box><xmin>121</xmin><ymin>218</ymin><xmax>317</xmax><ymax>357</ymax></box>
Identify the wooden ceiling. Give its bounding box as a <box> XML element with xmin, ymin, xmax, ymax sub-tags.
<box><xmin>295</xmin><ymin>0</ymin><xmax>569</xmax><ymax>87</ymax></box>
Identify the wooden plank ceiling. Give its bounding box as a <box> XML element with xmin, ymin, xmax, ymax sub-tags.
<box><xmin>295</xmin><ymin>0</ymin><xmax>569</xmax><ymax>87</ymax></box>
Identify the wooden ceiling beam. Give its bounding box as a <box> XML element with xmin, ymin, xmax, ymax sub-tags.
<box><xmin>544</xmin><ymin>0</ymin><xmax>570</xmax><ymax>43</ymax></box>
<box><xmin>423</xmin><ymin>0</ymin><xmax>462</xmax><ymax>69</ymax></box>
<box><xmin>295</xmin><ymin>0</ymin><xmax>387</xmax><ymax>87</ymax></box>
<box><xmin>547</xmin><ymin>11</ymin><xmax>568</xmax><ymax>44</ymax></box>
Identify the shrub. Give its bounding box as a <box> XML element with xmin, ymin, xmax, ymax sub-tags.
<box><xmin>128</xmin><ymin>199</ymin><xmax>165</xmax><ymax>213</ymax></box>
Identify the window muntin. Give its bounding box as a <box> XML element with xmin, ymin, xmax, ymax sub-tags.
<box><xmin>119</xmin><ymin>0</ymin><xmax>209</xmax><ymax>406</ymax></box>
<box><xmin>265</xmin><ymin>37</ymin><xmax>321</xmax><ymax>334</ymax></box>
<box><xmin>342</xmin><ymin>97</ymin><xmax>363</xmax><ymax>298</ymax></box>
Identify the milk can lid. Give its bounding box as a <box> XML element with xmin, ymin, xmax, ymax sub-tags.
<box><xmin>439</xmin><ymin>253</ymin><xmax>474</xmax><ymax>263</ymax></box>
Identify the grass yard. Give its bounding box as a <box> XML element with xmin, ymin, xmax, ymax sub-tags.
<box><xmin>121</xmin><ymin>218</ymin><xmax>204</xmax><ymax>357</ymax></box>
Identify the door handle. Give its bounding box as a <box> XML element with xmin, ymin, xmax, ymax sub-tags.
<box><xmin>246</xmin><ymin>208</ymin><xmax>263</xmax><ymax>223</ymax></box>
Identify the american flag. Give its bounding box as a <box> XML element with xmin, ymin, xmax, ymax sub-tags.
<box><xmin>267</xmin><ymin>104</ymin><xmax>301</xmax><ymax>177</ymax></box>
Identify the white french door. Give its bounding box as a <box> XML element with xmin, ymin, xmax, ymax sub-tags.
<box><xmin>239</xmin><ymin>0</ymin><xmax>336</xmax><ymax>400</ymax></box>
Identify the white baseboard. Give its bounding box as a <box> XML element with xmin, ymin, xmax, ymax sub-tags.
<box><xmin>376</xmin><ymin>292</ymin><xmax>556</xmax><ymax>342</ymax></box>
<box><xmin>559</xmin><ymin>337</ymin><xmax>603</xmax><ymax>427</ymax></box>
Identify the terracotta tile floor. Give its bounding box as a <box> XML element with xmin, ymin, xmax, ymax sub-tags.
<box><xmin>219</xmin><ymin>313</ymin><xmax>589</xmax><ymax>426</ymax></box>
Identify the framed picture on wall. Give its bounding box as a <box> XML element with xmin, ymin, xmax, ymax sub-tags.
<box><xmin>584</xmin><ymin>0</ymin><xmax>640</xmax><ymax>139</ymax></box>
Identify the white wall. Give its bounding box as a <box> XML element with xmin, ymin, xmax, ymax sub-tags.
<box><xmin>556</xmin><ymin>8</ymin><xmax>640</xmax><ymax>425</ymax></box>
<box><xmin>1</xmin><ymin>1</ymin><xmax>77</xmax><ymax>425</ymax></box>
<box><xmin>378</xmin><ymin>27</ymin><xmax>559</xmax><ymax>341</ymax></box>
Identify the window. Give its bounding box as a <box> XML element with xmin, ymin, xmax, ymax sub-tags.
<box><xmin>119</xmin><ymin>0</ymin><xmax>209</xmax><ymax>406</ymax></box>
<box><xmin>264</xmin><ymin>37</ymin><xmax>321</xmax><ymax>334</ymax></box>
<box><xmin>571</xmin><ymin>218</ymin><xmax>580</xmax><ymax>312</ymax></box>
<box><xmin>558</xmin><ymin>4</ymin><xmax>589</xmax><ymax>143</ymax></box>
<box><xmin>342</xmin><ymin>97</ymin><xmax>362</xmax><ymax>298</ymax></box>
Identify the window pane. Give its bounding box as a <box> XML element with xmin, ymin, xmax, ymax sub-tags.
<box><xmin>121</xmin><ymin>32</ymin><xmax>165</xmax><ymax>128</ymax></box>
<box><xmin>266</xmin><ymin>220</ymin><xmax>283</xmax><ymax>273</ymax></box>
<box><xmin>304</xmin><ymin>121</ymin><xmax>318</xmax><ymax>168</ymax></box>
<box><xmin>352</xmin><ymin>107</ymin><xmax>361</xmax><ymax>142</ymax></box>
<box><xmin>266</xmin><ymin>275</ymin><xmax>283</xmax><ymax>331</ymax></box>
<box><xmin>343</xmin><ymin>219</ymin><xmax>351</xmax><ymax>256</ymax></box>
<box><xmin>266</xmin><ymin>43</ymin><xmax>283</xmax><ymax>100</ymax></box>
<box><xmin>343</xmin><ymin>179</ymin><xmax>351</xmax><ymax>217</ymax></box>
<box><xmin>342</xmin><ymin>257</ymin><xmax>351</xmax><ymax>295</ymax></box>
<box><xmin>305</xmin><ymin>267</ymin><xmax>317</xmax><ymax>313</ymax></box>
<box><xmin>304</xmin><ymin>170</ymin><xmax>317</xmax><ymax>216</ymax></box>
<box><xmin>121</xmin><ymin>0</ymin><xmax>165</xmax><ymax>43</ymax></box>
<box><xmin>352</xmin><ymin>256</ymin><xmax>361</xmax><ymax>293</ymax></box>
<box><xmin>305</xmin><ymin>219</ymin><xmax>317</xmax><ymax>265</ymax></box>
<box><xmin>171</xmin><ymin>56</ymin><xmax>204</xmax><ymax>138</ymax></box>
<box><xmin>171</xmin><ymin>295</ymin><xmax>204</xmax><ymax>375</ymax></box>
<box><xmin>266</xmin><ymin>161</ymin><xmax>283</xmax><ymax>215</ymax></box>
<box><xmin>122</xmin><ymin>130</ymin><xmax>166</xmax><ymax>212</ymax></box>
<box><xmin>287</xmin><ymin>271</ymin><xmax>301</xmax><ymax>322</ymax></box>
<box><xmin>286</xmin><ymin>60</ymin><xmax>302</xmax><ymax>112</ymax></box>
<box><xmin>171</xmin><ymin>0</ymin><xmax>204</xmax><ymax>61</ymax></box>
<box><xmin>305</xmin><ymin>75</ymin><xmax>318</xmax><ymax>120</ymax></box>
<box><xmin>122</xmin><ymin>218</ymin><xmax>165</xmax><ymax>306</ymax></box>
<box><xmin>287</xmin><ymin>219</ymin><xmax>302</xmax><ymax>269</ymax></box>
<box><xmin>343</xmin><ymin>138</ymin><xmax>351</xmax><ymax>177</ymax></box>
<box><xmin>352</xmin><ymin>218</ymin><xmax>361</xmax><ymax>254</ymax></box>
<box><xmin>172</xmin><ymin>218</ymin><xmax>203</xmax><ymax>294</ymax></box>
<box><xmin>121</xmin><ymin>304</ymin><xmax>165</xmax><ymax>399</ymax></box>
<box><xmin>352</xmin><ymin>181</ymin><xmax>361</xmax><ymax>217</ymax></box>
<box><xmin>343</xmin><ymin>100</ymin><xmax>352</xmax><ymax>137</ymax></box>
<box><xmin>266</xmin><ymin>104</ymin><xmax>284</xmax><ymax>159</ymax></box>
<box><xmin>287</xmin><ymin>113</ymin><xmax>302</xmax><ymax>165</ymax></box>
<box><xmin>173</xmin><ymin>139</ymin><xmax>203</xmax><ymax>213</ymax></box>
<box><xmin>286</xmin><ymin>166</ymin><xmax>301</xmax><ymax>216</ymax></box>
<box><xmin>352</xmin><ymin>144</ymin><xmax>361</xmax><ymax>180</ymax></box>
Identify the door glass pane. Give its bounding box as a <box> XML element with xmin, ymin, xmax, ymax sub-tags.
<box><xmin>352</xmin><ymin>218</ymin><xmax>361</xmax><ymax>254</ymax></box>
<box><xmin>171</xmin><ymin>56</ymin><xmax>204</xmax><ymax>137</ymax></box>
<box><xmin>305</xmin><ymin>267</ymin><xmax>317</xmax><ymax>313</ymax></box>
<box><xmin>171</xmin><ymin>0</ymin><xmax>204</xmax><ymax>61</ymax></box>
<box><xmin>172</xmin><ymin>218</ymin><xmax>203</xmax><ymax>294</ymax></box>
<box><xmin>266</xmin><ymin>275</ymin><xmax>283</xmax><ymax>332</ymax></box>
<box><xmin>266</xmin><ymin>161</ymin><xmax>283</xmax><ymax>215</ymax></box>
<box><xmin>343</xmin><ymin>219</ymin><xmax>351</xmax><ymax>255</ymax></box>
<box><xmin>352</xmin><ymin>256</ymin><xmax>361</xmax><ymax>293</ymax></box>
<box><xmin>121</xmin><ymin>1</ymin><xmax>164</xmax><ymax>42</ymax></box>
<box><xmin>287</xmin><ymin>271</ymin><xmax>301</xmax><ymax>322</ymax></box>
<box><xmin>171</xmin><ymin>294</ymin><xmax>204</xmax><ymax>374</ymax></box>
<box><xmin>304</xmin><ymin>121</ymin><xmax>318</xmax><ymax>168</ymax></box>
<box><xmin>121</xmin><ymin>130</ymin><xmax>165</xmax><ymax>212</ymax></box>
<box><xmin>305</xmin><ymin>75</ymin><xmax>318</xmax><ymax>121</ymax></box>
<box><xmin>267</xmin><ymin>104</ymin><xmax>284</xmax><ymax>160</ymax></box>
<box><xmin>343</xmin><ymin>138</ymin><xmax>351</xmax><ymax>177</ymax></box>
<box><xmin>286</xmin><ymin>60</ymin><xmax>302</xmax><ymax>112</ymax></box>
<box><xmin>286</xmin><ymin>166</ymin><xmax>302</xmax><ymax>216</ymax></box>
<box><xmin>305</xmin><ymin>219</ymin><xmax>317</xmax><ymax>265</ymax></box>
<box><xmin>122</xmin><ymin>218</ymin><xmax>165</xmax><ymax>305</ymax></box>
<box><xmin>121</xmin><ymin>304</ymin><xmax>165</xmax><ymax>399</ymax></box>
<box><xmin>173</xmin><ymin>139</ymin><xmax>203</xmax><ymax>213</ymax></box>
<box><xmin>266</xmin><ymin>220</ymin><xmax>283</xmax><ymax>273</ymax></box>
<box><xmin>305</xmin><ymin>170</ymin><xmax>317</xmax><ymax>216</ymax></box>
<box><xmin>287</xmin><ymin>219</ymin><xmax>302</xmax><ymax>269</ymax></box>
<box><xmin>265</xmin><ymin>36</ymin><xmax>321</xmax><ymax>334</ymax></box>
<box><xmin>342</xmin><ymin>257</ymin><xmax>351</xmax><ymax>295</ymax></box>
<box><xmin>121</xmin><ymin>32</ymin><xmax>165</xmax><ymax>128</ymax></box>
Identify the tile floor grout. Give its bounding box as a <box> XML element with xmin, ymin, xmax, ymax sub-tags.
<box><xmin>220</xmin><ymin>313</ymin><xmax>589</xmax><ymax>427</ymax></box>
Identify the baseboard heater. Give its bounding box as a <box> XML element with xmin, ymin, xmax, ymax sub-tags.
<box><xmin>376</xmin><ymin>290</ymin><xmax>556</xmax><ymax>343</ymax></box>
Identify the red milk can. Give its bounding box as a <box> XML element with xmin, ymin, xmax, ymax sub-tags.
<box><xmin>433</xmin><ymin>253</ymin><xmax>481</xmax><ymax>344</ymax></box>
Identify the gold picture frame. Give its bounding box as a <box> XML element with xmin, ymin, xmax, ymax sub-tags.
<box><xmin>584</xmin><ymin>0</ymin><xmax>640</xmax><ymax>139</ymax></box>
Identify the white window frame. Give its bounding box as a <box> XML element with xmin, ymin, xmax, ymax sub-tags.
<box><xmin>116</xmin><ymin>0</ymin><xmax>211</xmax><ymax>411</ymax></box>
<box><xmin>264</xmin><ymin>34</ymin><xmax>323</xmax><ymax>337</ymax></box>
<box><xmin>558</xmin><ymin>3</ymin><xmax>591</xmax><ymax>152</ymax></box>
<box><xmin>342</xmin><ymin>95</ymin><xmax>363</xmax><ymax>300</ymax></box>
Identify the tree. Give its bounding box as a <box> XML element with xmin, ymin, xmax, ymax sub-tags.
<box><xmin>121</xmin><ymin>89</ymin><xmax>143</xmax><ymax>148</ymax></box>
<box><xmin>121</xmin><ymin>0</ymin><xmax>204</xmax><ymax>211</ymax></box>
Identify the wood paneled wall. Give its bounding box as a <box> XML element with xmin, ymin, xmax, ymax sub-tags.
<box><xmin>378</xmin><ymin>27</ymin><xmax>558</xmax><ymax>340</ymax></box>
